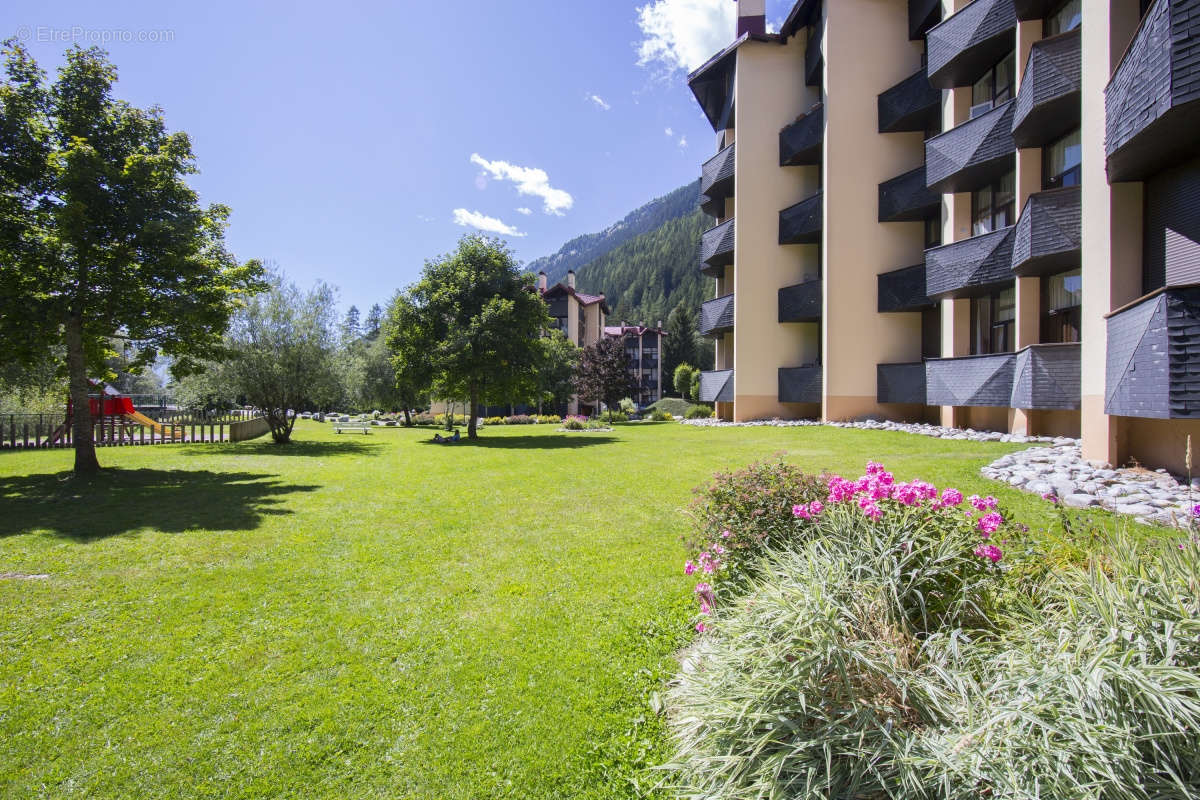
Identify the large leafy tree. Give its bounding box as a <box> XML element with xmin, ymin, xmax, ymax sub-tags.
<box><xmin>0</xmin><ymin>42</ymin><xmax>262</xmax><ymax>472</ymax></box>
<box><xmin>203</xmin><ymin>271</ymin><xmax>341</xmax><ymax>443</ymax></box>
<box><xmin>390</xmin><ymin>235</ymin><xmax>549</xmax><ymax>439</ymax></box>
<box><xmin>384</xmin><ymin>291</ymin><xmax>435</xmax><ymax>426</ymax></box>
<box><xmin>532</xmin><ymin>330</ymin><xmax>579</xmax><ymax>414</ymax></box>
<box><xmin>574</xmin><ymin>338</ymin><xmax>633</xmax><ymax>422</ymax></box>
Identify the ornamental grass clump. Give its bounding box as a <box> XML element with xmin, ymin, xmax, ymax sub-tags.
<box><xmin>666</xmin><ymin>460</ymin><xmax>1200</xmax><ymax>799</ymax></box>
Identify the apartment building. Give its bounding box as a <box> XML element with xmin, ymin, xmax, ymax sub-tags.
<box><xmin>691</xmin><ymin>0</ymin><xmax>1200</xmax><ymax>472</ymax></box>
<box><xmin>604</xmin><ymin>322</ymin><xmax>667</xmax><ymax>407</ymax></box>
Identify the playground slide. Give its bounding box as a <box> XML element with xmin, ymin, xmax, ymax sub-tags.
<box><xmin>125</xmin><ymin>411</ymin><xmax>182</xmax><ymax>438</ymax></box>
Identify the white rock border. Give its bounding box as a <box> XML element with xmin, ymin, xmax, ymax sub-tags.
<box><xmin>981</xmin><ymin>444</ymin><xmax>1199</xmax><ymax>528</ymax></box>
<box><xmin>680</xmin><ymin>416</ymin><xmax>1076</xmax><ymax>446</ymax></box>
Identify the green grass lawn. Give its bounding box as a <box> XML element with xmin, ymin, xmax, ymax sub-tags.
<box><xmin>0</xmin><ymin>421</ymin><xmax>1107</xmax><ymax>799</ymax></box>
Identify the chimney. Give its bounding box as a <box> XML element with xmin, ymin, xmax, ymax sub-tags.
<box><xmin>566</xmin><ymin>269</ymin><xmax>575</xmax><ymax>289</ymax></box>
<box><xmin>537</xmin><ymin>270</ymin><xmax>547</xmax><ymax>292</ymax></box>
<box><xmin>736</xmin><ymin>0</ymin><xmax>766</xmax><ymax>37</ymax></box>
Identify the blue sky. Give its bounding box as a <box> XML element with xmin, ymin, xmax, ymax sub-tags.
<box><xmin>4</xmin><ymin>0</ymin><xmax>791</xmax><ymax>314</ymax></box>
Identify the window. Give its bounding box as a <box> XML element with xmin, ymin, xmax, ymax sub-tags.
<box><xmin>1043</xmin><ymin>129</ymin><xmax>1081</xmax><ymax>189</ymax></box>
<box><xmin>1041</xmin><ymin>269</ymin><xmax>1081</xmax><ymax>343</ymax></box>
<box><xmin>1044</xmin><ymin>0</ymin><xmax>1081</xmax><ymax>35</ymax></box>
<box><xmin>970</xmin><ymin>52</ymin><xmax>1015</xmax><ymax>116</ymax></box>
<box><xmin>925</xmin><ymin>216</ymin><xmax>942</xmax><ymax>248</ymax></box>
<box><xmin>972</xmin><ymin>171</ymin><xmax>1016</xmax><ymax>236</ymax></box>
<box><xmin>971</xmin><ymin>287</ymin><xmax>1016</xmax><ymax>354</ymax></box>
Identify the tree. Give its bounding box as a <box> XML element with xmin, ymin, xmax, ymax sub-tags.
<box><xmin>205</xmin><ymin>272</ymin><xmax>341</xmax><ymax>443</ymax></box>
<box><xmin>663</xmin><ymin>303</ymin><xmax>699</xmax><ymax>390</ymax></box>
<box><xmin>391</xmin><ymin>235</ymin><xmax>549</xmax><ymax>439</ymax></box>
<box><xmin>674</xmin><ymin>363</ymin><xmax>698</xmax><ymax>400</ymax></box>
<box><xmin>340</xmin><ymin>305</ymin><xmax>362</xmax><ymax>346</ymax></box>
<box><xmin>0</xmin><ymin>42</ymin><xmax>263</xmax><ymax>473</ymax></box>
<box><xmin>532</xmin><ymin>331</ymin><xmax>579</xmax><ymax>414</ymax></box>
<box><xmin>574</xmin><ymin>338</ymin><xmax>632</xmax><ymax>422</ymax></box>
<box><xmin>384</xmin><ymin>291</ymin><xmax>435</xmax><ymax>427</ymax></box>
<box><xmin>363</xmin><ymin>304</ymin><xmax>384</xmax><ymax>341</ymax></box>
<box><xmin>689</xmin><ymin>370</ymin><xmax>701</xmax><ymax>403</ymax></box>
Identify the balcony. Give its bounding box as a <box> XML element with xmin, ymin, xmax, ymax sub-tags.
<box><xmin>879</xmin><ymin>165</ymin><xmax>941</xmax><ymax>222</ymax></box>
<box><xmin>1010</xmin><ymin>343</ymin><xmax>1081</xmax><ymax>410</ymax></box>
<box><xmin>1011</xmin><ymin>29</ymin><xmax>1081</xmax><ymax>149</ymax></box>
<box><xmin>779</xmin><ymin>366</ymin><xmax>823</xmax><ymax>404</ymax></box>
<box><xmin>925</xmin><ymin>100</ymin><xmax>1016</xmax><ymax>194</ymax></box>
<box><xmin>1012</xmin><ymin>0</ymin><xmax>1060</xmax><ymax>18</ymax></box>
<box><xmin>927</xmin><ymin>344</ymin><xmax>1079</xmax><ymax>408</ymax></box>
<box><xmin>700</xmin><ymin>217</ymin><xmax>735</xmax><ymax>277</ymax></box>
<box><xmin>699</xmin><ymin>143</ymin><xmax>735</xmax><ymax>217</ymax></box>
<box><xmin>699</xmin><ymin>369</ymin><xmax>734</xmax><ymax>404</ymax></box>
<box><xmin>780</xmin><ymin>103</ymin><xmax>824</xmax><ymax>166</ymax></box>
<box><xmin>1010</xmin><ymin>186</ymin><xmax>1081</xmax><ymax>277</ymax></box>
<box><xmin>1105</xmin><ymin>0</ymin><xmax>1200</xmax><ymax>182</ymax></box>
<box><xmin>779</xmin><ymin>280</ymin><xmax>823</xmax><ymax>323</ymax></box>
<box><xmin>1106</xmin><ymin>286</ymin><xmax>1200</xmax><ymax>419</ymax></box>
<box><xmin>926</xmin><ymin>352</ymin><xmax>1016</xmax><ymax>406</ymax></box>
<box><xmin>699</xmin><ymin>293</ymin><xmax>735</xmax><ymax>338</ymax></box>
<box><xmin>925</xmin><ymin>226</ymin><xmax>1015</xmax><ymax>298</ymax></box>
<box><xmin>927</xmin><ymin>0</ymin><xmax>1018</xmax><ymax>89</ymax></box>
<box><xmin>910</xmin><ymin>0</ymin><xmax>943</xmax><ymax>39</ymax></box>
<box><xmin>779</xmin><ymin>193</ymin><xmax>823</xmax><ymax>245</ymax></box>
<box><xmin>805</xmin><ymin>16</ymin><xmax>823</xmax><ymax>87</ymax></box>
<box><xmin>878</xmin><ymin>264</ymin><xmax>935</xmax><ymax>312</ymax></box>
<box><xmin>877</xmin><ymin>362</ymin><xmax>927</xmax><ymax>404</ymax></box>
<box><xmin>878</xmin><ymin>69</ymin><xmax>941</xmax><ymax>133</ymax></box>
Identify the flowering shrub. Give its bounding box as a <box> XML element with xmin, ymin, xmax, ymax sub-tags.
<box><xmin>649</xmin><ymin>409</ymin><xmax>673</xmax><ymax>422</ymax></box>
<box><xmin>504</xmin><ymin>414</ymin><xmax>536</xmax><ymax>425</ymax></box>
<box><xmin>685</xmin><ymin>460</ymin><xmax>1018</xmax><ymax>632</ymax></box>
<box><xmin>536</xmin><ymin>414</ymin><xmax>561</xmax><ymax>425</ymax></box>
<box><xmin>684</xmin><ymin>405</ymin><xmax>714</xmax><ymax>419</ymax></box>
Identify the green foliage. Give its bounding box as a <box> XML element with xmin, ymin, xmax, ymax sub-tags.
<box><xmin>684</xmin><ymin>404</ymin><xmax>712</xmax><ymax>419</ymax></box>
<box><xmin>648</xmin><ymin>397</ymin><xmax>692</xmax><ymax>417</ymax></box>
<box><xmin>533</xmin><ymin>330</ymin><xmax>580</xmax><ymax>410</ymax></box>
<box><xmin>389</xmin><ymin>235</ymin><xmax>550</xmax><ymax>438</ymax></box>
<box><xmin>662</xmin><ymin>303</ymin><xmax>700</xmax><ymax>389</ymax></box>
<box><xmin>618</xmin><ymin>397</ymin><xmax>636</xmax><ymax>415</ymax></box>
<box><xmin>649</xmin><ymin>409</ymin><xmax>673</xmax><ymax>422</ymax></box>
<box><xmin>193</xmin><ymin>271</ymin><xmax>341</xmax><ymax>443</ymax></box>
<box><xmin>688</xmin><ymin>372</ymin><xmax>701</xmax><ymax>403</ymax></box>
<box><xmin>0</xmin><ymin>42</ymin><xmax>263</xmax><ymax>471</ymax></box>
<box><xmin>673</xmin><ymin>363</ymin><xmax>697</xmax><ymax>400</ymax></box>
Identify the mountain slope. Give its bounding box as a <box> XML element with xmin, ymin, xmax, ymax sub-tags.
<box><xmin>574</xmin><ymin>209</ymin><xmax>710</xmax><ymax>327</ymax></box>
<box><xmin>526</xmin><ymin>180</ymin><xmax>700</xmax><ymax>286</ymax></box>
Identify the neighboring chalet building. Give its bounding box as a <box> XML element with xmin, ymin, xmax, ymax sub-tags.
<box><xmin>689</xmin><ymin>0</ymin><xmax>1200</xmax><ymax>473</ymax></box>
<box><xmin>604</xmin><ymin>322</ymin><xmax>668</xmax><ymax>408</ymax></box>
<box><xmin>537</xmin><ymin>269</ymin><xmax>610</xmax><ymax>414</ymax></box>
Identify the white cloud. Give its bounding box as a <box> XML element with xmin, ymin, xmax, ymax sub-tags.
<box><xmin>452</xmin><ymin>209</ymin><xmax>526</xmax><ymax>238</ymax></box>
<box><xmin>515</xmin><ymin>207</ymin><xmax>533</xmax><ymax>216</ymax></box>
<box><xmin>664</xmin><ymin>127</ymin><xmax>674</xmax><ymax>136</ymax></box>
<box><xmin>416</xmin><ymin>214</ymin><xmax>435</xmax><ymax>223</ymax></box>
<box><xmin>678</xmin><ymin>135</ymin><xmax>688</xmax><ymax>148</ymax></box>
<box><xmin>589</xmin><ymin>94</ymin><xmax>611</xmax><ymax>111</ymax></box>
<box><xmin>469</xmin><ymin>153</ymin><xmax>574</xmax><ymax>216</ymax></box>
<box><xmin>635</xmin><ymin>0</ymin><xmax>735</xmax><ymax>73</ymax></box>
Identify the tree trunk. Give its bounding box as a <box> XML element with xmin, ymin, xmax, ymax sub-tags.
<box><xmin>402</xmin><ymin>408</ymin><xmax>412</xmax><ymax>427</ymax></box>
<box><xmin>65</xmin><ymin>314</ymin><xmax>100</xmax><ymax>474</ymax></box>
<box><xmin>268</xmin><ymin>407</ymin><xmax>291</xmax><ymax>443</ymax></box>
<box><xmin>468</xmin><ymin>390</ymin><xmax>479</xmax><ymax>439</ymax></box>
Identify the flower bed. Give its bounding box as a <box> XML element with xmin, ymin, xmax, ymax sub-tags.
<box><xmin>666</xmin><ymin>459</ymin><xmax>1200</xmax><ymax>799</ymax></box>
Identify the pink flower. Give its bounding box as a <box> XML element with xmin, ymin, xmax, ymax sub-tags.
<box><xmin>939</xmin><ymin>488</ymin><xmax>964</xmax><ymax>507</ymax></box>
<box><xmin>721</xmin><ymin>530</ymin><xmax>732</xmax><ymax>538</ymax></box>
<box><xmin>699</xmin><ymin>599</ymin><xmax>711</xmax><ymax>614</ymax></box>
<box><xmin>702</xmin><ymin>561</ymin><xmax>715</xmax><ymax>574</ymax></box>
<box><xmin>866</xmin><ymin>461</ymin><xmax>885</xmax><ymax>475</ymax></box>
<box><xmin>977</xmin><ymin>512</ymin><xmax>1003</xmax><ymax>536</ymax></box>
<box><xmin>695</xmin><ymin>621</ymin><xmax>707</xmax><ymax>633</ymax></box>
<box><xmin>1042</xmin><ymin>492</ymin><xmax>1059</xmax><ymax>504</ymax></box>
<box><xmin>694</xmin><ymin>582</ymin><xmax>712</xmax><ymax>595</ymax></box>
<box><xmin>861</xmin><ymin>502</ymin><xmax>882</xmax><ymax>520</ymax></box>
<box><xmin>809</xmin><ymin>501</ymin><xmax>823</xmax><ymax>516</ymax></box>
<box><xmin>1192</xmin><ymin>504</ymin><xmax>1200</xmax><ymax>519</ymax></box>
<box><xmin>891</xmin><ymin>483</ymin><xmax>921</xmax><ymax>506</ymax></box>
<box><xmin>684</xmin><ymin>561</ymin><xmax>696</xmax><ymax>575</ymax></box>
<box><xmin>974</xmin><ymin>544</ymin><xmax>1003</xmax><ymax>563</ymax></box>
<box><xmin>793</xmin><ymin>503</ymin><xmax>811</xmax><ymax>520</ymax></box>
<box><xmin>827</xmin><ymin>477</ymin><xmax>855</xmax><ymax>503</ymax></box>
<box><xmin>712</xmin><ymin>544</ymin><xmax>727</xmax><ymax>555</ymax></box>
<box><xmin>970</xmin><ymin>495</ymin><xmax>998</xmax><ymax>512</ymax></box>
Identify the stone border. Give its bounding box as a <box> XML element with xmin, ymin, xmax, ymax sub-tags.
<box><xmin>981</xmin><ymin>444</ymin><xmax>1198</xmax><ymax>528</ymax></box>
<box><xmin>681</xmin><ymin>416</ymin><xmax>1077</xmax><ymax>447</ymax></box>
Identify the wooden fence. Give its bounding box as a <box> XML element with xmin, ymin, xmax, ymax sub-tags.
<box><xmin>0</xmin><ymin>412</ymin><xmax>269</xmax><ymax>450</ymax></box>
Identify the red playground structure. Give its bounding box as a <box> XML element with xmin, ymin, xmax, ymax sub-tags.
<box><xmin>49</xmin><ymin>381</ymin><xmax>181</xmax><ymax>445</ymax></box>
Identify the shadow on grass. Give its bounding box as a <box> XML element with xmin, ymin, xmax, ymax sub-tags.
<box><xmin>418</xmin><ymin>435</ymin><xmax>618</xmax><ymax>450</ymax></box>
<box><xmin>182</xmin><ymin>439</ymin><xmax>384</xmax><ymax>458</ymax></box>
<box><xmin>0</xmin><ymin>468</ymin><xmax>320</xmax><ymax>541</ymax></box>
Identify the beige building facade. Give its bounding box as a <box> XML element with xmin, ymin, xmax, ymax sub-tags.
<box><xmin>692</xmin><ymin>0</ymin><xmax>1200</xmax><ymax>473</ymax></box>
